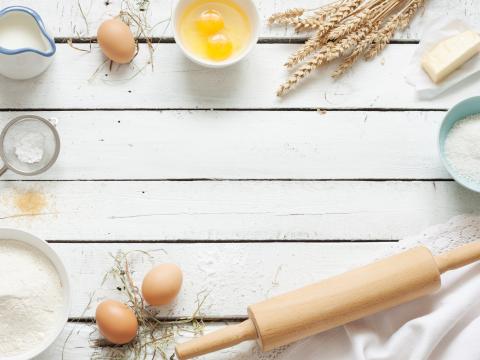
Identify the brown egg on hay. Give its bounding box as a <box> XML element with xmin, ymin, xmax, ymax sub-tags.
<box><xmin>96</xmin><ymin>300</ymin><xmax>138</xmax><ymax>345</ymax></box>
<box><xmin>97</xmin><ymin>18</ymin><xmax>136</xmax><ymax>64</ymax></box>
<box><xmin>142</xmin><ymin>263</ymin><xmax>183</xmax><ymax>306</ymax></box>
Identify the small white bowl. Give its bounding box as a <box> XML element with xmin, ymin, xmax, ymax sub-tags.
<box><xmin>173</xmin><ymin>0</ymin><xmax>260</xmax><ymax>68</ymax></box>
<box><xmin>0</xmin><ymin>228</ymin><xmax>70</xmax><ymax>360</ymax></box>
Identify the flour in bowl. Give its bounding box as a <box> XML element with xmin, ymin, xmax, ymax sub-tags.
<box><xmin>0</xmin><ymin>240</ymin><xmax>65</xmax><ymax>356</ymax></box>
<box><xmin>445</xmin><ymin>114</ymin><xmax>480</xmax><ymax>182</ymax></box>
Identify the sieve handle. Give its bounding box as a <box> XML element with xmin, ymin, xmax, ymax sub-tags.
<box><xmin>0</xmin><ymin>165</ymin><xmax>7</xmax><ymax>177</ymax></box>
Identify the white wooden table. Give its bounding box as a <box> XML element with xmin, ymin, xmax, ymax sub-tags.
<box><xmin>1</xmin><ymin>0</ymin><xmax>480</xmax><ymax>359</ymax></box>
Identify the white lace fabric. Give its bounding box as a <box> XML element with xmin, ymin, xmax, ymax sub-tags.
<box><xmin>384</xmin><ymin>214</ymin><xmax>480</xmax><ymax>256</ymax></box>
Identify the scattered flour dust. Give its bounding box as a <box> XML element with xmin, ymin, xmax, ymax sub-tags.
<box><xmin>0</xmin><ymin>240</ymin><xmax>65</xmax><ymax>356</ymax></box>
<box><xmin>14</xmin><ymin>190</ymin><xmax>47</xmax><ymax>214</ymax></box>
<box><xmin>445</xmin><ymin>113</ymin><xmax>480</xmax><ymax>181</ymax></box>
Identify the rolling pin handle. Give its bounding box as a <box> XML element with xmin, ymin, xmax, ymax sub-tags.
<box><xmin>435</xmin><ymin>241</ymin><xmax>480</xmax><ymax>274</ymax></box>
<box><xmin>175</xmin><ymin>319</ymin><xmax>258</xmax><ymax>360</ymax></box>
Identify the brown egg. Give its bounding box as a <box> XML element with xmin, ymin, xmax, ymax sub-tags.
<box><xmin>97</xmin><ymin>19</ymin><xmax>136</xmax><ymax>64</ymax></box>
<box><xmin>142</xmin><ymin>264</ymin><xmax>183</xmax><ymax>306</ymax></box>
<box><xmin>96</xmin><ymin>300</ymin><xmax>138</xmax><ymax>344</ymax></box>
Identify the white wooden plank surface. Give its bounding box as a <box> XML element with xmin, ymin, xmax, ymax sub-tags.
<box><xmin>0</xmin><ymin>110</ymin><xmax>449</xmax><ymax>180</ymax></box>
<box><xmin>41</xmin><ymin>322</ymin><xmax>283</xmax><ymax>360</ymax></box>
<box><xmin>1</xmin><ymin>181</ymin><xmax>478</xmax><ymax>241</ymax></box>
<box><xmin>1</xmin><ymin>44</ymin><xmax>477</xmax><ymax>110</ymax></box>
<box><xmin>5</xmin><ymin>0</ymin><xmax>479</xmax><ymax>40</ymax></box>
<box><xmin>3</xmin><ymin>2</ymin><xmax>478</xmax><ymax>359</ymax></box>
<box><xmin>50</xmin><ymin>242</ymin><xmax>387</xmax><ymax>317</ymax></box>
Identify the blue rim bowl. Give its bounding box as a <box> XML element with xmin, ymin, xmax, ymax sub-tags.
<box><xmin>439</xmin><ymin>96</ymin><xmax>480</xmax><ymax>193</ymax></box>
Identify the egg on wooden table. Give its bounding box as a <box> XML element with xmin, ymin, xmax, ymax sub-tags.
<box><xmin>96</xmin><ymin>300</ymin><xmax>138</xmax><ymax>344</ymax></box>
<box><xmin>142</xmin><ymin>264</ymin><xmax>183</xmax><ymax>306</ymax></box>
<box><xmin>97</xmin><ymin>19</ymin><xmax>136</xmax><ymax>64</ymax></box>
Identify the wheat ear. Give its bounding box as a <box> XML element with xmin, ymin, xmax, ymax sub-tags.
<box><xmin>294</xmin><ymin>15</ymin><xmax>325</xmax><ymax>32</ymax></box>
<box><xmin>268</xmin><ymin>8</ymin><xmax>305</xmax><ymax>25</ymax></box>
<box><xmin>399</xmin><ymin>0</ymin><xmax>425</xmax><ymax>29</ymax></box>
<box><xmin>328</xmin><ymin>9</ymin><xmax>371</xmax><ymax>40</ymax></box>
<box><xmin>363</xmin><ymin>15</ymin><xmax>400</xmax><ymax>60</ymax></box>
<box><xmin>332</xmin><ymin>28</ymin><xmax>378</xmax><ymax>78</ymax></box>
<box><xmin>278</xmin><ymin>25</ymin><xmax>370</xmax><ymax>96</ymax></box>
<box><xmin>285</xmin><ymin>0</ymin><xmax>362</xmax><ymax>68</ymax></box>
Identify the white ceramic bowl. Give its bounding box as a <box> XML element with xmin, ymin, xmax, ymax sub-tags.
<box><xmin>0</xmin><ymin>229</ymin><xmax>70</xmax><ymax>360</ymax></box>
<box><xmin>173</xmin><ymin>0</ymin><xmax>260</xmax><ymax>68</ymax></box>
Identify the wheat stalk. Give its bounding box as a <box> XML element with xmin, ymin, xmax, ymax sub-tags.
<box><xmin>363</xmin><ymin>16</ymin><xmax>400</xmax><ymax>59</ymax></box>
<box><xmin>399</xmin><ymin>0</ymin><xmax>425</xmax><ymax>29</ymax></box>
<box><xmin>363</xmin><ymin>0</ymin><xmax>424</xmax><ymax>60</ymax></box>
<box><xmin>278</xmin><ymin>24</ymin><xmax>372</xmax><ymax>96</ymax></box>
<box><xmin>294</xmin><ymin>15</ymin><xmax>325</xmax><ymax>32</ymax></box>
<box><xmin>269</xmin><ymin>0</ymin><xmax>426</xmax><ymax>96</ymax></box>
<box><xmin>327</xmin><ymin>8</ymin><xmax>371</xmax><ymax>40</ymax></box>
<box><xmin>285</xmin><ymin>0</ymin><xmax>362</xmax><ymax>67</ymax></box>
<box><xmin>331</xmin><ymin>28</ymin><xmax>379</xmax><ymax>77</ymax></box>
<box><xmin>268</xmin><ymin>8</ymin><xmax>305</xmax><ymax>25</ymax></box>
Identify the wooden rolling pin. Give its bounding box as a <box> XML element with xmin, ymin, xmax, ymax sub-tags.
<box><xmin>175</xmin><ymin>241</ymin><xmax>480</xmax><ymax>359</ymax></box>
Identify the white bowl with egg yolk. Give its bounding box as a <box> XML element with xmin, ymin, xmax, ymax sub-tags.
<box><xmin>173</xmin><ymin>0</ymin><xmax>260</xmax><ymax>68</ymax></box>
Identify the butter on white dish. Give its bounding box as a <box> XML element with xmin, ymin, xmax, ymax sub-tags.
<box><xmin>421</xmin><ymin>30</ymin><xmax>480</xmax><ymax>83</ymax></box>
<box><xmin>406</xmin><ymin>18</ymin><xmax>480</xmax><ymax>99</ymax></box>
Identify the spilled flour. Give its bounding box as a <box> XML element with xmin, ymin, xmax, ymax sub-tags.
<box><xmin>14</xmin><ymin>190</ymin><xmax>47</xmax><ymax>214</ymax></box>
<box><xmin>0</xmin><ymin>240</ymin><xmax>65</xmax><ymax>356</ymax></box>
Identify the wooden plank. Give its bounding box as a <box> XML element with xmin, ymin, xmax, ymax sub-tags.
<box><xmin>42</xmin><ymin>322</ymin><xmax>278</xmax><ymax>360</ymax></box>
<box><xmin>0</xmin><ymin>180</ymin><xmax>478</xmax><ymax>241</ymax></box>
<box><xmin>0</xmin><ymin>110</ymin><xmax>449</xmax><ymax>180</ymax></box>
<box><xmin>0</xmin><ymin>44</ymin><xmax>477</xmax><ymax>110</ymax></box>
<box><xmin>49</xmin><ymin>242</ymin><xmax>387</xmax><ymax>318</ymax></box>
<box><xmin>5</xmin><ymin>0</ymin><xmax>479</xmax><ymax>41</ymax></box>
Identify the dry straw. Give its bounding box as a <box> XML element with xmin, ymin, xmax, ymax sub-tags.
<box><xmin>269</xmin><ymin>0</ymin><xmax>426</xmax><ymax>96</ymax></box>
<box><xmin>62</xmin><ymin>250</ymin><xmax>207</xmax><ymax>360</ymax></box>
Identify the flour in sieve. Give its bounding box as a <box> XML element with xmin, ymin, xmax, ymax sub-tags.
<box><xmin>444</xmin><ymin>113</ymin><xmax>480</xmax><ymax>181</ymax></box>
<box><xmin>0</xmin><ymin>240</ymin><xmax>65</xmax><ymax>356</ymax></box>
<box><xmin>14</xmin><ymin>132</ymin><xmax>45</xmax><ymax>164</ymax></box>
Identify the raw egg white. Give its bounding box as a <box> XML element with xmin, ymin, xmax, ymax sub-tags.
<box><xmin>142</xmin><ymin>264</ymin><xmax>183</xmax><ymax>306</ymax></box>
<box><xmin>97</xmin><ymin>19</ymin><xmax>136</xmax><ymax>64</ymax></box>
<box><xmin>96</xmin><ymin>300</ymin><xmax>138</xmax><ymax>344</ymax></box>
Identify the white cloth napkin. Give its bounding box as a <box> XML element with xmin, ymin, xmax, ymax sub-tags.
<box><xmin>277</xmin><ymin>215</ymin><xmax>480</xmax><ymax>360</ymax></box>
<box><xmin>405</xmin><ymin>18</ymin><xmax>480</xmax><ymax>100</ymax></box>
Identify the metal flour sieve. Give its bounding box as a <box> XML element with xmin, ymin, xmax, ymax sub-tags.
<box><xmin>0</xmin><ymin>115</ymin><xmax>60</xmax><ymax>176</ymax></box>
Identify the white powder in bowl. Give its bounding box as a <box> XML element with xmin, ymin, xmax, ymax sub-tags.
<box><xmin>0</xmin><ymin>240</ymin><xmax>65</xmax><ymax>357</ymax></box>
<box><xmin>445</xmin><ymin>113</ymin><xmax>480</xmax><ymax>182</ymax></box>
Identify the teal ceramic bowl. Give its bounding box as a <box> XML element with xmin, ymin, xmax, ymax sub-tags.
<box><xmin>439</xmin><ymin>96</ymin><xmax>480</xmax><ymax>193</ymax></box>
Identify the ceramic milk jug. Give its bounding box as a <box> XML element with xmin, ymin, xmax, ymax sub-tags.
<box><xmin>0</xmin><ymin>6</ymin><xmax>56</xmax><ymax>80</ymax></box>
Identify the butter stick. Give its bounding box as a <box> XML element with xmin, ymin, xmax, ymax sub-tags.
<box><xmin>421</xmin><ymin>30</ymin><xmax>480</xmax><ymax>83</ymax></box>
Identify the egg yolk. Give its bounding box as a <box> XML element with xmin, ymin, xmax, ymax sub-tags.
<box><xmin>196</xmin><ymin>9</ymin><xmax>224</xmax><ymax>35</ymax></box>
<box><xmin>206</xmin><ymin>33</ymin><xmax>233</xmax><ymax>60</ymax></box>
